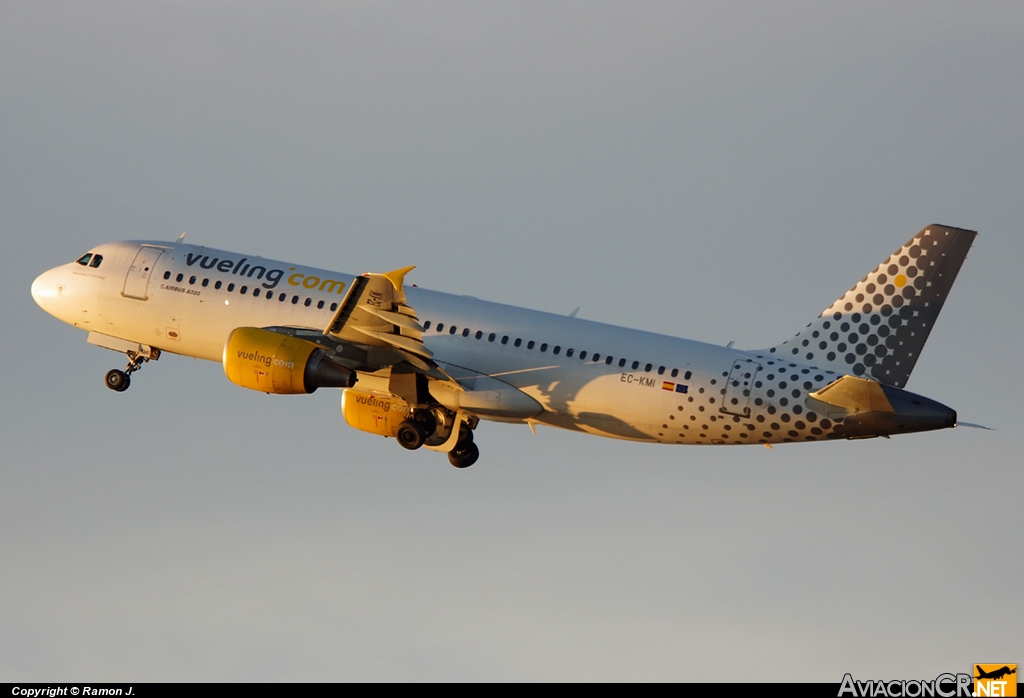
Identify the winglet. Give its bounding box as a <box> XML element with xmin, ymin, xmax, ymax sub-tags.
<box><xmin>383</xmin><ymin>266</ymin><xmax>416</xmax><ymax>292</ymax></box>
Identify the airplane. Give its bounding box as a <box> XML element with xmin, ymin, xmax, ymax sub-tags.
<box><xmin>975</xmin><ymin>666</ymin><xmax>1016</xmax><ymax>681</ymax></box>
<box><xmin>30</xmin><ymin>224</ymin><xmax>976</xmax><ymax>468</ymax></box>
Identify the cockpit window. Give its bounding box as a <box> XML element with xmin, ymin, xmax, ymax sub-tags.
<box><xmin>89</xmin><ymin>254</ymin><xmax>103</xmax><ymax>268</ymax></box>
<box><xmin>76</xmin><ymin>253</ymin><xmax>93</xmax><ymax>266</ymax></box>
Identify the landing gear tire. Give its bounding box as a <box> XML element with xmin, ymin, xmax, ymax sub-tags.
<box><xmin>105</xmin><ymin>369</ymin><xmax>131</xmax><ymax>392</ymax></box>
<box><xmin>396</xmin><ymin>419</ymin><xmax>428</xmax><ymax>450</ymax></box>
<box><xmin>448</xmin><ymin>441</ymin><xmax>479</xmax><ymax>469</ymax></box>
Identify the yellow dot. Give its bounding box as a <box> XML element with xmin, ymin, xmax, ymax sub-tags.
<box><xmin>894</xmin><ymin>274</ymin><xmax>907</xmax><ymax>288</ymax></box>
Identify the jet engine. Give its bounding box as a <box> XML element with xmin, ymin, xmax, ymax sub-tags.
<box><xmin>223</xmin><ymin>327</ymin><xmax>355</xmax><ymax>394</ymax></box>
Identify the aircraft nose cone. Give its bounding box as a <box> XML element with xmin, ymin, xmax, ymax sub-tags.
<box><xmin>31</xmin><ymin>269</ymin><xmax>58</xmax><ymax>311</ymax></box>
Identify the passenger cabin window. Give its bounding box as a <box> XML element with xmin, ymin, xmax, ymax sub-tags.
<box><xmin>305</xmin><ymin>298</ymin><xmax>312</xmax><ymax>307</ymax></box>
<box><xmin>253</xmin><ymin>288</ymin><xmax>261</xmax><ymax>297</ymax></box>
<box><xmin>437</xmin><ymin>323</ymin><xmax>444</xmax><ymax>332</ymax></box>
<box><xmin>553</xmin><ymin>346</ymin><xmax>561</xmax><ymax>355</ymax></box>
<box><xmin>619</xmin><ymin>358</ymin><xmax>626</xmax><ymax>367</ymax></box>
<box><xmin>462</xmin><ymin>328</ymin><xmax>470</xmax><ymax>337</ymax></box>
<box><xmin>76</xmin><ymin>254</ymin><xmax>93</xmax><ymax>266</ymax></box>
<box><xmin>163</xmin><ymin>271</ymin><xmax>171</xmax><ymax>280</ymax></box>
<box><xmin>514</xmin><ymin>338</ymin><xmax>522</xmax><ymax>347</ymax></box>
<box><xmin>658</xmin><ymin>366</ymin><xmax>665</xmax><ymax>375</ymax></box>
<box><xmin>215</xmin><ymin>281</ymin><xmax>222</xmax><ymax>290</ymax></box>
<box><xmin>202</xmin><ymin>278</ymin><xmax>209</xmax><ymax>287</ymax></box>
<box><xmin>330</xmin><ymin>303</ymin><xmax>338</xmax><ymax>312</ymax></box>
<box><xmin>645</xmin><ymin>363</ymin><xmax>652</xmax><ymax>372</ymax></box>
<box><xmin>449</xmin><ymin>326</ymin><xmax>457</xmax><ymax>335</ymax></box>
<box><xmin>240</xmin><ymin>285</ymin><xmax>248</xmax><ymax>294</ymax></box>
<box><xmin>227</xmin><ymin>283</ymin><xmax>235</xmax><ymax>292</ymax></box>
<box><xmin>631</xmin><ymin>361</ymin><xmax>639</xmax><ymax>370</ymax></box>
<box><xmin>527</xmin><ymin>341</ymin><xmax>535</xmax><ymax>350</ymax></box>
<box><xmin>317</xmin><ymin>300</ymin><xmax>324</xmax><ymax>309</ymax></box>
<box><xmin>177</xmin><ymin>274</ymin><xmax>184</xmax><ymax>283</ymax></box>
<box><xmin>540</xmin><ymin>343</ymin><xmax>548</xmax><ymax>352</ymax></box>
<box><xmin>423</xmin><ymin>321</ymin><xmax>431</xmax><ymax>329</ymax></box>
<box><xmin>605</xmin><ymin>356</ymin><xmax>613</xmax><ymax>365</ymax></box>
<box><xmin>488</xmin><ymin>333</ymin><xmax>496</xmax><ymax>342</ymax></box>
<box><xmin>671</xmin><ymin>368</ymin><xmax>678</xmax><ymax>378</ymax></box>
<box><xmin>501</xmin><ymin>336</ymin><xmax>509</xmax><ymax>345</ymax></box>
<box><xmin>475</xmin><ymin>331</ymin><xmax>483</xmax><ymax>339</ymax></box>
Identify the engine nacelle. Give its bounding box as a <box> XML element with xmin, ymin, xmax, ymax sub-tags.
<box><xmin>341</xmin><ymin>390</ymin><xmax>412</xmax><ymax>437</ymax></box>
<box><xmin>223</xmin><ymin>327</ymin><xmax>355</xmax><ymax>394</ymax></box>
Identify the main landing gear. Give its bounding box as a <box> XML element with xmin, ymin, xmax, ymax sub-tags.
<box><xmin>396</xmin><ymin>411</ymin><xmax>438</xmax><ymax>450</ymax></box>
<box><xmin>447</xmin><ymin>425</ymin><xmax>479</xmax><ymax>469</ymax></box>
<box><xmin>395</xmin><ymin>411</ymin><xmax>480</xmax><ymax>468</ymax></box>
<box><xmin>104</xmin><ymin>351</ymin><xmax>150</xmax><ymax>392</ymax></box>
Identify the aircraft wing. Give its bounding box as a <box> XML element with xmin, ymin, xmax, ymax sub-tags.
<box><xmin>320</xmin><ymin>266</ymin><xmax>456</xmax><ymax>383</ymax></box>
<box><xmin>252</xmin><ymin>267</ymin><xmax>457</xmax><ymax>401</ymax></box>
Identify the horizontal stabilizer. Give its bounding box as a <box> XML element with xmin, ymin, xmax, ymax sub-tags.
<box><xmin>809</xmin><ymin>375</ymin><xmax>894</xmax><ymax>413</ymax></box>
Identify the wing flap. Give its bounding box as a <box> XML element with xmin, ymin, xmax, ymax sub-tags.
<box><xmin>319</xmin><ymin>266</ymin><xmax>456</xmax><ymax>389</ymax></box>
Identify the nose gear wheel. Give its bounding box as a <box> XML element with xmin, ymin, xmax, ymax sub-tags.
<box><xmin>104</xmin><ymin>351</ymin><xmax>149</xmax><ymax>392</ymax></box>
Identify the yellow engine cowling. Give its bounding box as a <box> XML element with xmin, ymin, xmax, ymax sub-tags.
<box><xmin>341</xmin><ymin>389</ymin><xmax>413</xmax><ymax>437</ymax></box>
<box><xmin>223</xmin><ymin>327</ymin><xmax>354</xmax><ymax>394</ymax></box>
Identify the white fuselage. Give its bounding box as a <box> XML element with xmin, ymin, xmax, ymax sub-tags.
<box><xmin>34</xmin><ymin>240</ymin><xmax>938</xmax><ymax>446</ymax></box>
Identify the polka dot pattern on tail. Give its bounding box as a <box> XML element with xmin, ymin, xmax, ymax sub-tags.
<box><xmin>758</xmin><ymin>225</ymin><xmax>977</xmax><ymax>388</ymax></box>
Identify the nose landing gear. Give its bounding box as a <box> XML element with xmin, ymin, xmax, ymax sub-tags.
<box><xmin>104</xmin><ymin>351</ymin><xmax>152</xmax><ymax>392</ymax></box>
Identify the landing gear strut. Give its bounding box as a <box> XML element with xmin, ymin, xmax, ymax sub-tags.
<box><xmin>104</xmin><ymin>351</ymin><xmax>149</xmax><ymax>392</ymax></box>
<box><xmin>448</xmin><ymin>425</ymin><xmax>479</xmax><ymax>469</ymax></box>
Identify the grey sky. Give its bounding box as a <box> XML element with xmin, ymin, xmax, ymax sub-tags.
<box><xmin>1</xmin><ymin>1</ymin><xmax>1021</xmax><ymax>681</ymax></box>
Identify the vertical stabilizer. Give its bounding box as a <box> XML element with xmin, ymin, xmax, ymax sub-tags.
<box><xmin>759</xmin><ymin>224</ymin><xmax>976</xmax><ymax>388</ymax></box>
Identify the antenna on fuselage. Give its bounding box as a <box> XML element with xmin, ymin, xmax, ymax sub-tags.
<box><xmin>568</xmin><ymin>307</ymin><xmax>580</xmax><ymax>318</ymax></box>
<box><xmin>176</xmin><ymin>232</ymin><xmax>187</xmax><ymax>242</ymax></box>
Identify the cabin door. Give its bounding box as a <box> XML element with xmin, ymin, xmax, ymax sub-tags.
<box><xmin>721</xmin><ymin>358</ymin><xmax>761</xmax><ymax>417</ymax></box>
<box><xmin>122</xmin><ymin>246</ymin><xmax>164</xmax><ymax>300</ymax></box>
